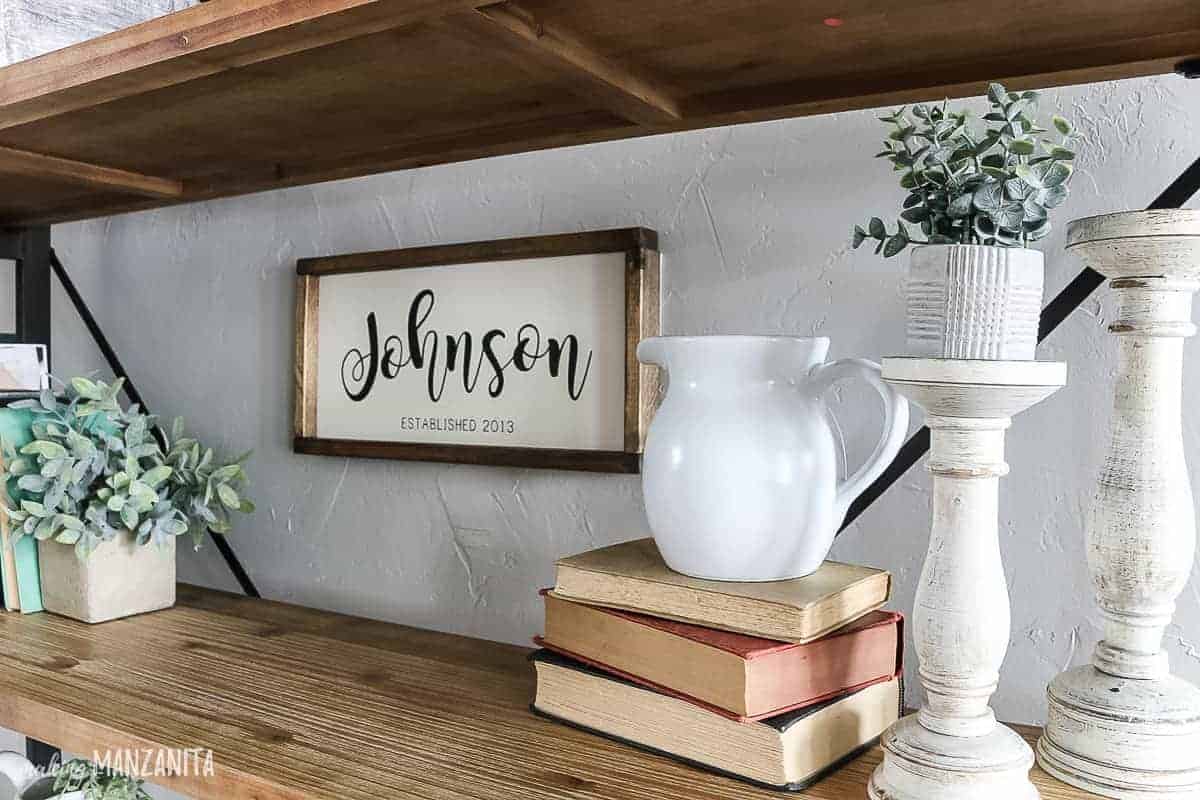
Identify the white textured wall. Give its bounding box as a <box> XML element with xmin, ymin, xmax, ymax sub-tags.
<box><xmin>5</xmin><ymin>2</ymin><xmax>1200</xmax><ymax>784</ymax></box>
<box><xmin>44</xmin><ymin>75</ymin><xmax>1200</xmax><ymax>729</ymax></box>
<box><xmin>0</xmin><ymin>0</ymin><xmax>194</xmax><ymax>63</ymax></box>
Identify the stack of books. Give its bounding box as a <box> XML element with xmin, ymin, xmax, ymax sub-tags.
<box><xmin>532</xmin><ymin>538</ymin><xmax>902</xmax><ymax>791</ymax></box>
<box><xmin>0</xmin><ymin>405</ymin><xmax>42</xmax><ymax>613</ymax></box>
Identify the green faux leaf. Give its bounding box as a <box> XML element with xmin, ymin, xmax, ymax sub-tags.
<box><xmin>1023</xmin><ymin>198</ymin><xmax>1048</xmax><ymax>223</ymax></box>
<box><xmin>1039</xmin><ymin>160</ymin><xmax>1073</xmax><ymax>188</ymax></box>
<box><xmin>947</xmin><ymin>193</ymin><xmax>974</xmax><ymax>218</ymax></box>
<box><xmin>1007</xmin><ymin>138</ymin><xmax>1035</xmax><ymax>156</ymax></box>
<box><xmin>19</xmin><ymin>500</ymin><xmax>47</xmax><ymax>517</ymax></box>
<box><xmin>868</xmin><ymin>217</ymin><xmax>886</xmax><ymax>239</ymax></box>
<box><xmin>58</xmin><ymin>514</ymin><xmax>85</xmax><ymax>532</ymax></box>
<box><xmin>17</xmin><ymin>474</ymin><xmax>48</xmax><ymax>493</ymax></box>
<box><xmin>1015</xmin><ymin>164</ymin><xmax>1042</xmax><ymax>188</ymax></box>
<box><xmin>900</xmin><ymin>206</ymin><xmax>930</xmax><ymax>223</ymax></box>
<box><xmin>70</xmin><ymin>377</ymin><xmax>104</xmax><ymax>400</ymax></box>
<box><xmin>1050</xmin><ymin>146</ymin><xmax>1075</xmax><ymax>160</ymax></box>
<box><xmin>142</xmin><ymin>465</ymin><xmax>173</xmax><ymax>488</ymax></box>
<box><xmin>33</xmin><ymin>515</ymin><xmax>58</xmax><ymax>541</ymax></box>
<box><xmin>1042</xmin><ymin>184</ymin><xmax>1068</xmax><ymax>208</ymax></box>
<box><xmin>1004</xmin><ymin>178</ymin><xmax>1035</xmax><ymax>200</ymax></box>
<box><xmin>994</xmin><ymin>202</ymin><xmax>1026</xmax><ymax>231</ymax></box>
<box><xmin>120</xmin><ymin>504</ymin><xmax>139</xmax><ymax>531</ymax></box>
<box><xmin>972</xmin><ymin>182</ymin><xmax>1004</xmax><ymax>212</ymax></box>
<box><xmin>987</xmin><ymin>83</ymin><xmax>1008</xmax><ymax>105</ymax></box>
<box><xmin>55</xmin><ymin>529</ymin><xmax>81</xmax><ymax>545</ymax></box>
<box><xmin>20</xmin><ymin>440</ymin><xmax>67</xmax><ymax>460</ymax></box>
<box><xmin>238</xmin><ymin>499</ymin><xmax>256</xmax><ymax>514</ymax></box>
<box><xmin>1053</xmin><ymin>115</ymin><xmax>1073</xmax><ymax>136</ymax></box>
<box><xmin>217</xmin><ymin>483</ymin><xmax>241</xmax><ymax>510</ymax></box>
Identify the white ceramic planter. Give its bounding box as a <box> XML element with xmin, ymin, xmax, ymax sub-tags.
<box><xmin>39</xmin><ymin>534</ymin><xmax>175</xmax><ymax>624</ymax></box>
<box><xmin>637</xmin><ymin>336</ymin><xmax>908</xmax><ymax>581</ymax></box>
<box><xmin>906</xmin><ymin>245</ymin><xmax>1044</xmax><ymax>360</ymax></box>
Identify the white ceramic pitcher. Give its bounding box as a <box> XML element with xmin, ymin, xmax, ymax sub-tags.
<box><xmin>638</xmin><ymin>336</ymin><xmax>908</xmax><ymax>581</ymax></box>
<box><xmin>0</xmin><ymin>752</ymin><xmax>78</xmax><ymax>800</ymax></box>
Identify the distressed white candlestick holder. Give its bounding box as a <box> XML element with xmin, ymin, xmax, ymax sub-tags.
<box><xmin>870</xmin><ymin>357</ymin><xmax>1066</xmax><ymax>800</ymax></box>
<box><xmin>1039</xmin><ymin>210</ymin><xmax>1200</xmax><ymax>799</ymax></box>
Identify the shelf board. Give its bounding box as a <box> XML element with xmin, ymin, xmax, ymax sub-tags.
<box><xmin>0</xmin><ymin>585</ymin><xmax>1101</xmax><ymax>799</ymax></box>
<box><xmin>0</xmin><ymin>0</ymin><xmax>1196</xmax><ymax>226</ymax></box>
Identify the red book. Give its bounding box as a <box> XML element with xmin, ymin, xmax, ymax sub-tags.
<box><xmin>538</xmin><ymin>590</ymin><xmax>902</xmax><ymax>721</ymax></box>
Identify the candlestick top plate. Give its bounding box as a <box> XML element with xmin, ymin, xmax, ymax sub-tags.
<box><xmin>1067</xmin><ymin>209</ymin><xmax>1200</xmax><ymax>245</ymax></box>
<box><xmin>882</xmin><ymin>358</ymin><xmax>1066</xmax><ymax>419</ymax></box>
<box><xmin>1067</xmin><ymin>209</ymin><xmax>1200</xmax><ymax>280</ymax></box>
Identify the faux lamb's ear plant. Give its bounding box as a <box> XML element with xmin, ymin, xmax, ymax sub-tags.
<box><xmin>52</xmin><ymin>757</ymin><xmax>152</xmax><ymax>800</ymax></box>
<box><xmin>163</xmin><ymin>415</ymin><xmax>255</xmax><ymax>550</ymax></box>
<box><xmin>0</xmin><ymin>376</ymin><xmax>254</xmax><ymax>560</ymax></box>
<box><xmin>852</xmin><ymin>83</ymin><xmax>1079</xmax><ymax>257</ymax></box>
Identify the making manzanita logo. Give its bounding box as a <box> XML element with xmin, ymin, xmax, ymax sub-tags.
<box><xmin>340</xmin><ymin>289</ymin><xmax>595</xmax><ymax>403</ymax></box>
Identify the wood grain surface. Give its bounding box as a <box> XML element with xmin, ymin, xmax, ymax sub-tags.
<box><xmin>0</xmin><ymin>0</ymin><xmax>1195</xmax><ymax>224</ymax></box>
<box><xmin>0</xmin><ymin>585</ymin><xmax>1103</xmax><ymax>799</ymax></box>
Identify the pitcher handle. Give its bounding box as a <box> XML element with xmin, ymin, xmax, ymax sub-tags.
<box><xmin>808</xmin><ymin>358</ymin><xmax>909</xmax><ymax>523</ymax></box>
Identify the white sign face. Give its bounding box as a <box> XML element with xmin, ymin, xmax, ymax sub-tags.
<box><xmin>313</xmin><ymin>253</ymin><xmax>628</xmax><ymax>451</ymax></box>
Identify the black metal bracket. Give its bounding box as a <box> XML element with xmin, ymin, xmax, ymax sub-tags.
<box><xmin>48</xmin><ymin>249</ymin><xmax>261</xmax><ymax>599</ymax></box>
<box><xmin>841</xmin><ymin>152</ymin><xmax>1200</xmax><ymax>533</ymax></box>
<box><xmin>1177</xmin><ymin>58</ymin><xmax>1200</xmax><ymax>79</ymax></box>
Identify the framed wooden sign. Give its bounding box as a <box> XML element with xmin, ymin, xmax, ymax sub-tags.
<box><xmin>293</xmin><ymin>229</ymin><xmax>660</xmax><ymax>473</ymax></box>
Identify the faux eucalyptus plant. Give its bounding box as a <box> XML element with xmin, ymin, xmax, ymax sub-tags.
<box><xmin>853</xmin><ymin>83</ymin><xmax>1079</xmax><ymax>256</ymax></box>
<box><xmin>51</xmin><ymin>758</ymin><xmax>151</xmax><ymax>800</ymax></box>
<box><xmin>0</xmin><ymin>377</ymin><xmax>253</xmax><ymax>560</ymax></box>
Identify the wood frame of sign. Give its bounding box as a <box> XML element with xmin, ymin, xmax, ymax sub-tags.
<box><xmin>293</xmin><ymin>228</ymin><xmax>660</xmax><ymax>473</ymax></box>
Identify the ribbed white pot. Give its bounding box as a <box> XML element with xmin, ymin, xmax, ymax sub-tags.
<box><xmin>906</xmin><ymin>245</ymin><xmax>1044</xmax><ymax>360</ymax></box>
<box><xmin>39</xmin><ymin>534</ymin><xmax>175</xmax><ymax>624</ymax></box>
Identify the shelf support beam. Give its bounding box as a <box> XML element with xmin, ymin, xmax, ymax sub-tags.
<box><xmin>0</xmin><ymin>146</ymin><xmax>183</xmax><ymax>199</ymax></box>
<box><xmin>462</xmin><ymin>2</ymin><xmax>682</xmax><ymax>125</ymax></box>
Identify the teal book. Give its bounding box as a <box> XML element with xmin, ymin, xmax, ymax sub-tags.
<box><xmin>0</xmin><ymin>406</ymin><xmax>42</xmax><ymax>613</ymax></box>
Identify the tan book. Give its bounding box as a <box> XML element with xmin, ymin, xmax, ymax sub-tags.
<box><xmin>0</xmin><ymin>513</ymin><xmax>18</xmax><ymax>611</ymax></box>
<box><xmin>532</xmin><ymin>649</ymin><xmax>901</xmax><ymax>791</ymax></box>
<box><xmin>0</xmin><ymin>474</ymin><xmax>19</xmax><ymax>612</ymax></box>
<box><xmin>553</xmin><ymin>539</ymin><xmax>890</xmax><ymax>642</ymax></box>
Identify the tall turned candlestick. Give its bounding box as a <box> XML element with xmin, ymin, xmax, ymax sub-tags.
<box><xmin>1040</xmin><ymin>210</ymin><xmax>1200</xmax><ymax>799</ymax></box>
<box><xmin>870</xmin><ymin>358</ymin><xmax>1066</xmax><ymax>800</ymax></box>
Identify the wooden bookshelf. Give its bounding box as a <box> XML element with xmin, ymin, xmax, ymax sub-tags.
<box><xmin>0</xmin><ymin>585</ymin><xmax>1101</xmax><ymax>799</ymax></box>
<box><xmin>0</xmin><ymin>0</ymin><xmax>1195</xmax><ymax>226</ymax></box>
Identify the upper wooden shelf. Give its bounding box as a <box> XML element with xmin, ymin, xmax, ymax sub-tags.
<box><xmin>0</xmin><ymin>0</ymin><xmax>1197</xmax><ymax>227</ymax></box>
<box><xmin>0</xmin><ymin>585</ymin><xmax>1100</xmax><ymax>799</ymax></box>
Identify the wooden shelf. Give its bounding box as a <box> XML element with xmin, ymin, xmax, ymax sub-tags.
<box><xmin>0</xmin><ymin>0</ymin><xmax>1196</xmax><ymax>226</ymax></box>
<box><xmin>0</xmin><ymin>585</ymin><xmax>1101</xmax><ymax>799</ymax></box>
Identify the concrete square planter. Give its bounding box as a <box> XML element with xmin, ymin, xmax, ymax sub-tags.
<box><xmin>905</xmin><ymin>244</ymin><xmax>1044</xmax><ymax>360</ymax></box>
<box><xmin>38</xmin><ymin>534</ymin><xmax>175</xmax><ymax>624</ymax></box>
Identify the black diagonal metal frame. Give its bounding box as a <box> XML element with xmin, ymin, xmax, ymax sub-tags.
<box><xmin>47</xmin><ymin>249</ymin><xmax>261</xmax><ymax>599</ymax></box>
<box><xmin>841</xmin><ymin>153</ymin><xmax>1200</xmax><ymax>533</ymax></box>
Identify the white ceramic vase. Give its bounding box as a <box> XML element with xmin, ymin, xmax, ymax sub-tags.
<box><xmin>637</xmin><ymin>336</ymin><xmax>908</xmax><ymax>581</ymax></box>
<box><xmin>906</xmin><ymin>244</ymin><xmax>1044</xmax><ymax>360</ymax></box>
<box><xmin>39</xmin><ymin>533</ymin><xmax>175</xmax><ymax>624</ymax></box>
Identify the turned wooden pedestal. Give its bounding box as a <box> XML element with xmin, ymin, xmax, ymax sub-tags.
<box><xmin>1039</xmin><ymin>210</ymin><xmax>1200</xmax><ymax>799</ymax></box>
<box><xmin>870</xmin><ymin>358</ymin><xmax>1067</xmax><ymax>800</ymax></box>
